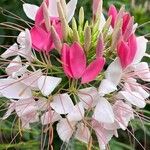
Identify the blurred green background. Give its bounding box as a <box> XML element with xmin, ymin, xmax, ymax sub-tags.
<box><xmin>0</xmin><ymin>0</ymin><xmax>150</xmax><ymax>150</ymax></box>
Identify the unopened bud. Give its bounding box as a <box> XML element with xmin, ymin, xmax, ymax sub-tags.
<box><xmin>73</xmin><ymin>29</ymin><xmax>80</xmax><ymax>42</ymax></box>
<box><xmin>60</xmin><ymin>0</ymin><xmax>67</xmax><ymax>19</ymax></box>
<box><xmin>111</xmin><ymin>19</ymin><xmax>122</xmax><ymax>50</ymax></box>
<box><xmin>72</xmin><ymin>17</ymin><xmax>77</xmax><ymax>31</ymax></box>
<box><xmin>115</xmin><ymin>5</ymin><xmax>125</xmax><ymax>26</ymax></box>
<box><xmin>57</xmin><ymin>1</ymin><xmax>69</xmax><ymax>41</ymax></box>
<box><xmin>96</xmin><ymin>34</ymin><xmax>104</xmax><ymax>58</ymax></box>
<box><xmin>51</xmin><ymin>26</ymin><xmax>62</xmax><ymax>53</ymax></box>
<box><xmin>84</xmin><ymin>21</ymin><xmax>89</xmax><ymax>32</ymax></box>
<box><xmin>79</xmin><ymin>7</ymin><xmax>84</xmax><ymax>27</ymax></box>
<box><xmin>102</xmin><ymin>16</ymin><xmax>112</xmax><ymax>38</ymax></box>
<box><xmin>123</xmin><ymin>16</ymin><xmax>134</xmax><ymax>41</ymax></box>
<box><xmin>84</xmin><ymin>26</ymin><xmax>91</xmax><ymax>53</ymax></box>
<box><xmin>43</xmin><ymin>2</ymin><xmax>51</xmax><ymax>32</ymax></box>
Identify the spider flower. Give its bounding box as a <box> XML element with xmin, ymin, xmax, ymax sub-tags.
<box><xmin>0</xmin><ymin>0</ymin><xmax>150</xmax><ymax>150</ymax></box>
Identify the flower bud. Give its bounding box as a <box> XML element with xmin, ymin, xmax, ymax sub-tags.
<box><xmin>73</xmin><ymin>29</ymin><xmax>80</xmax><ymax>43</ymax></box>
<box><xmin>102</xmin><ymin>16</ymin><xmax>112</xmax><ymax>38</ymax></box>
<box><xmin>123</xmin><ymin>16</ymin><xmax>134</xmax><ymax>41</ymax></box>
<box><xmin>111</xmin><ymin>19</ymin><xmax>122</xmax><ymax>50</ymax></box>
<box><xmin>43</xmin><ymin>2</ymin><xmax>51</xmax><ymax>32</ymax></box>
<box><xmin>60</xmin><ymin>0</ymin><xmax>67</xmax><ymax>19</ymax></box>
<box><xmin>79</xmin><ymin>7</ymin><xmax>84</xmax><ymax>27</ymax></box>
<box><xmin>57</xmin><ymin>0</ymin><xmax>69</xmax><ymax>41</ymax></box>
<box><xmin>51</xmin><ymin>26</ymin><xmax>62</xmax><ymax>53</ymax></box>
<box><xmin>84</xmin><ymin>26</ymin><xmax>91</xmax><ymax>53</ymax></box>
<box><xmin>96</xmin><ymin>34</ymin><xmax>104</xmax><ymax>58</ymax></box>
<box><xmin>72</xmin><ymin>17</ymin><xmax>77</xmax><ymax>31</ymax></box>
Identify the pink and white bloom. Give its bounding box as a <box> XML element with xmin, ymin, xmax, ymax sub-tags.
<box><xmin>99</xmin><ymin>36</ymin><xmax>149</xmax><ymax>108</ymax></box>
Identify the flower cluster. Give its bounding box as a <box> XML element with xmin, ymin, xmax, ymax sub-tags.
<box><xmin>0</xmin><ymin>0</ymin><xmax>150</xmax><ymax>149</ymax></box>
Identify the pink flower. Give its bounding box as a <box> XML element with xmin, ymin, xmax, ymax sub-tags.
<box><xmin>61</xmin><ymin>42</ymin><xmax>105</xmax><ymax>84</ymax></box>
<box><xmin>117</xmin><ymin>34</ymin><xmax>137</xmax><ymax>69</ymax></box>
<box><xmin>108</xmin><ymin>5</ymin><xmax>134</xmax><ymax>41</ymax></box>
<box><xmin>30</xmin><ymin>1</ymin><xmax>62</xmax><ymax>52</ymax></box>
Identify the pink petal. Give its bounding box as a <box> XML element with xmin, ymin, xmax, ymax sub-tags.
<box><xmin>70</xmin><ymin>42</ymin><xmax>86</xmax><ymax>79</ymax></box>
<box><xmin>117</xmin><ymin>40</ymin><xmax>130</xmax><ymax>69</ymax></box>
<box><xmin>81</xmin><ymin>57</ymin><xmax>105</xmax><ymax>84</ymax></box>
<box><xmin>30</xmin><ymin>26</ymin><xmax>53</xmax><ymax>52</ymax></box>
<box><xmin>122</xmin><ymin>13</ymin><xmax>131</xmax><ymax>34</ymax></box>
<box><xmin>128</xmin><ymin>34</ymin><xmax>137</xmax><ymax>63</ymax></box>
<box><xmin>35</xmin><ymin>0</ymin><xmax>49</xmax><ymax>25</ymax></box>
<box><xmin>108</xmin><ymin>5</ymin><xmax>118</xmax><ymax>28</ymax></box>
<box><xmin>61</xmin><ymin>44</ymin><xmax>73</xmax><ymax>78</ymax></box>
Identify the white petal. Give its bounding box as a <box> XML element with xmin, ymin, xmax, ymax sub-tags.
<box><xmin>134</xmin><ymin>62</ymin><xmax>150</xmax><ymax>82</ymax></box>
<box><xmin>38</xmin><ymin>76</ymin><xmax>61</xmax><ymax>96</ymax></box>
<box><xmin>105</xmin><ymin>58</ymin><xmax>123</xmax><ymax>86</ymax></box>
<box><xmin>36</xmin><ymin>97</ymin><xmax>50</xmax><ymax>111</ymax></box>
<box><xmin>3</xmin><ymin>102</ymin><xmax>15</xmax><ymax>119</ymax></box>
<box><xmin>17</xmin><ymin>29</ymin><xmax>33</xmax><ymax>61</ymax></box>
<box><xmin>56</xmin><ymin>119</ymin><xmax>76</xmax><ymax>142</ymax></box>
<box><xmin>98</xmin><ymin>79</ymin><xmax>117</xmax><ymax>96</ymax></box>
<box><xmin>21</xmin><ymin>70</ymin><xmax>42</xmax><ymax>90</ymax></box>
<box><xmin>0</xmin><ymin>79</ymin><xmax>32</xmax><ymax>99</ymax></box>
<box><xmin>21</xmin><ymin>112</ymin><xmax>39</xmax><ymax>129</ymax></box>
<box><xmin>133</xmin><ymin>36</ymin><xmax>148</xmax><ymax>64</ymax></box>
<box><xmin>127</xmin><ymin>78</ymin><xmax>149</xmax><ymax>99</ymax></box>
<box><xmin>93</xmin><ymin>97</ymin><xmax>114</xmax><ymax>123</ymax></box>
<box><xmin>92</xmin><ymin>119</ymin><xmax>115</xmax><ymax>150</ymax></box>
<box><xmin>41</xmin><ymin>110</ymin><xmax>61</xmax><ymax>125</ymax></box>
<box><xmin>1</xmin><ymin>43</ymin><xmax>18</xmax><ymax>58</ymax></box>
<box><xmin>51</xmin><ymin>93</ymin><xmax>74</xmax><ymax>114</ymax></box>
<box><xmin>67</xmin><ymin>102</ymin><xmax>84</xmax><ymax>122</ymax></box>
<box><xmin>117</xmin><ymin>91</ymin><xmax>146</xmax><ymax>108</ymax></box>
<box><xmin>5</xmin><ymin>56</ymin><xmax>22</xmax><ymax>76</ymax></box>
<box><xmin>15</xmin><ymin>98</ymin><xmax>37</xmax><ymax>117</ymax></box>
<box><xmin>113</xmin><ymin>100</ymin><xmax>134</xmax><ymax>130</ymax></box>
<box><xmin>48</xmin><ymin>0</ymin><xmax>58</xmax><ymax>17</ymax></box>
<box><xmin>23</xmin><ymin>4</ymin><xmax>39</xmax><ymax>20</ymax></box>
<box><xmin>78</xmin><ymin>87</ymin><xmax>99</xmax><ymax>109</ymax></box>
<box><xmin>66</xmin><ymin>0</ymin><xmax>77</xmax><ymax>22</ymax></box>
<box><xmin>75</xmin><ymin>123</ymin><xmax>90</xmax><ymax>144</ymax></box>
<box><xmin>12</xmin><ymin>64</ymin><xmax>28</xmax><ymax>78</ymax></box>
